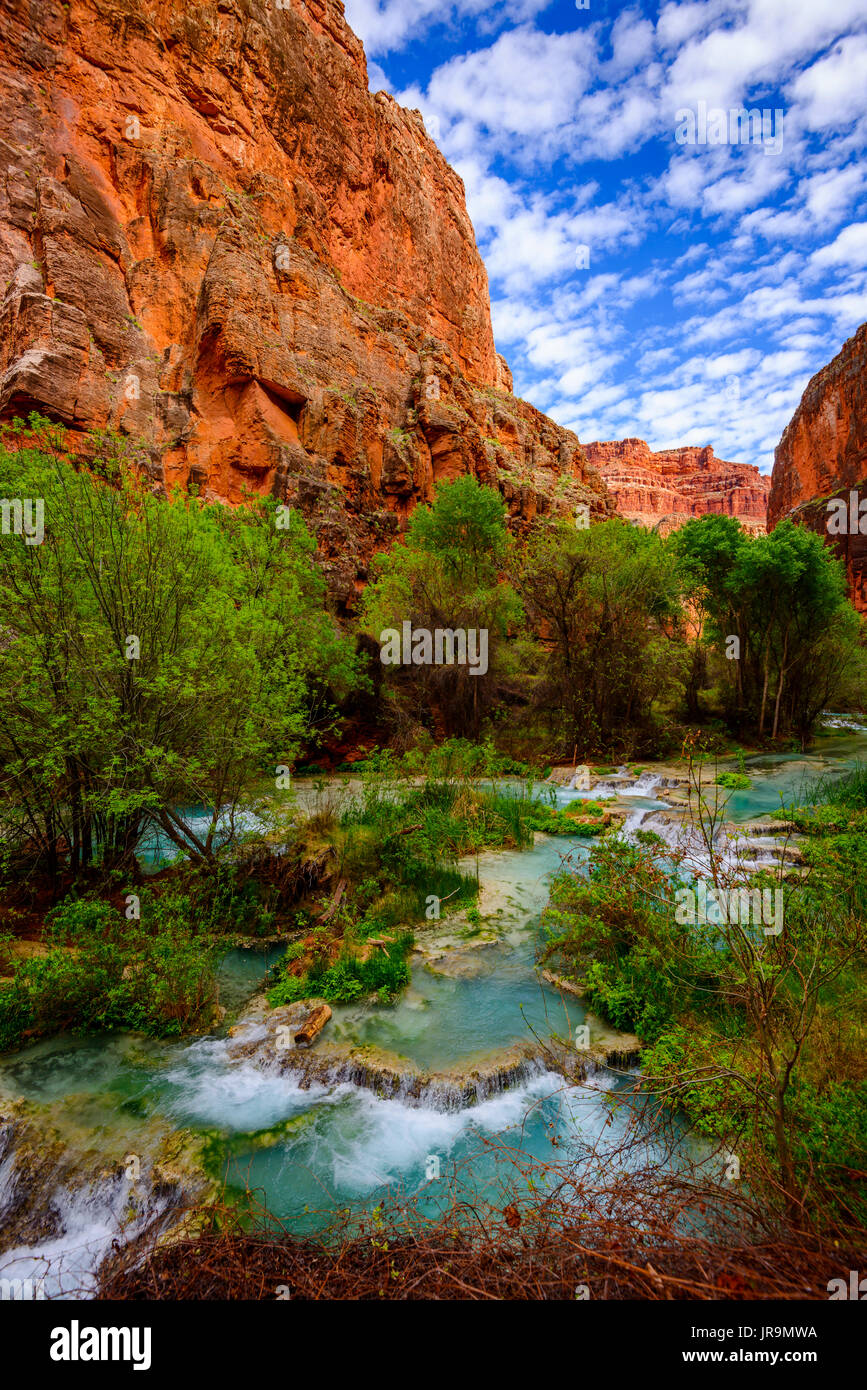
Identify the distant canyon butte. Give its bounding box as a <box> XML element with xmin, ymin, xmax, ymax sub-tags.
<box><xmin>0</xmin><ymin>0</ymin><xmax>864</xmax><ymax>610</ymax></box>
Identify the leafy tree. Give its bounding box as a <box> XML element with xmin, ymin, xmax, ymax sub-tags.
<box><xmin>514</xmin><ymin>519</ymin><xmax>685</xmax><ymax>756</ymax></box>
<box><xmin>0</xmin><ymin>420</ymin><xmax>353</xmax><ymax>880</ymax></box>
<box><xmin>672</xmin><ymin>516</ymin><xmax>862</xmax><ymax>743</ymax></box>
<box><xmin>361</xmin><ymin>476</ymin><xmax>525</xmax><ymax>737</ymax></box>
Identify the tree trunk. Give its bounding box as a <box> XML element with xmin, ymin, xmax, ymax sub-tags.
<box><xmin>773</xmin><ymin>1084</ymin><xmax>801</xmax><ymax>1223</ymax></box>
<box><xmin>772</xmin><ymin>629</ymin><xmax>789</xmax><ymax>741</ymax></box>
<box><xmin>759</xmin><ymin>657</ymin><xmax>770</xmax><ymax>735</ymax></box>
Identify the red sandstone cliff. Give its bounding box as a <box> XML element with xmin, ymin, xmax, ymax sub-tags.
<box><xmin>767</xmin><ymin>323</ymin><xmax>867</xmax><ymax>613</ymax></box>
<box><xmin>0</xmin><ymin>0</ymin><xmax>613</xmax><ymax>605</ymax></box>
<box><xmin>583</xmin><ymin>439</ymin><xmax>769</xmax><ymax>534</ymax></box>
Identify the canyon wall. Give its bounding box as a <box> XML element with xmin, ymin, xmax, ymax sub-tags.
<box><xmin>583</xmin><ymin>439</ymin><xmax>770</xmax><ymax>535</ymax></box>
<box><xmin>767</xmin><ymin>323</ymin><xmax>867</xmax><ymax>613</ymax></box>
<box><xmin>0</xmin><ymin>0</ymin><xmax>613</xmax><ymax>607</ymax></box>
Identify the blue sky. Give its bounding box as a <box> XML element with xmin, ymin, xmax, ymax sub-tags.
<box><xmin>343</xmin><ymin>0</ymin><xmax>867</xmax><ymax>473</ymax></box>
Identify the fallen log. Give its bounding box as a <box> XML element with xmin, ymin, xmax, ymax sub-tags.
<box><xmin>316</xmin><ymin>877</ymin><xmax>347</xmax><ymax>924</ymax></box>
<box><xmin>294</xmin><ymin>1004</ymin><xmax>332</xmax><ymax>1047</ymax></box>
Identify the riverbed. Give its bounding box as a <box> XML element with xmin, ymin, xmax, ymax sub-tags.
<box><xmin>1</xmin><ymin>722</ymin><xmax>863</xmax><ymax>1296</ymax></box>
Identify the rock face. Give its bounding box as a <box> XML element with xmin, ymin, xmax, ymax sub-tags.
<box><xmin>0</xmin><ymin>0</ymin><xmax>613</xmax><ymax>607</ymax></box>
<box><xmin>767</xmin><ymin>323</ymin><xmax>867</xmax><ymax>613</ymax></box>
<box><xmin>584</xmin><ymin>439</ymin><xmax>769</xmax><ymax>534</ymax></box>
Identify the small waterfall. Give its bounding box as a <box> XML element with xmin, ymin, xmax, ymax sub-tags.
<box><xmin>0</xmin><ymin>1104</ymin><xmax>211</xmax><ymax>1299</ymax></box>
<box><xmin>224</xmin><ymin>1000</ymin><xmax>642</xmax><ymax>1114</ymax></box>
<box><xmin>0</xmin><ymin>1166</ymin><xmax>181</xmax><ymax>1299</ymax></box>
<box><xmin>0</xmin><ymin>1095</ymin><xmax>213</xmax><ymax>1301</ymax></box>
<box><xmin>619</xmin><ymin>773</ymin><xmax>663</xmax><ymax>797</ymax></box>
<box><xmin>821</xmin><ymin>711</ymin><xmax>867</xmax><ymax>731</ymax></box>
<box><xmin>619</xmin><ymin>802</ymin><xmax>803</xmax><ymax>883</ymax></box>
<box><xmin>268</xmin><ymin>1044</ymin><xmax>552</xmax><ymax>1112</ymax></box>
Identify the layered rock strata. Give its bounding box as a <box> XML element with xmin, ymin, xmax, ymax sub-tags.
<box><xmin>584</xmin><ymin>439</ymin><xmax>769</xmax><ymax>534</ymax></box>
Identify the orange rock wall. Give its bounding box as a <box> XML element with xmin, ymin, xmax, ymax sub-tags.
<box><xmin>0</xmin><ymin>0</ymin><xmax>613</xmax><ymax>604</ymax></box>
<box><xmin>767</xmin><ymin>323</ymin><xmax>867</xmax><ymax>612</ymax></box>
<box><xmin>584</xmin><ymin>439</ymin><xmax>769</xmax><ymax>535</ymax></box>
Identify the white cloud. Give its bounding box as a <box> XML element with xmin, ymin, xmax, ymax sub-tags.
<box><xmin>801</xmin><ymin>164</ymin><xmax>865</xmax><ymax>223</ymax></box>
<box><xmin>345</xmin><ymin>0</ymin><xmax>554</xmax><ymax>57</ymax></box>
<box><xmin>790</xmin><ymin>34</ymin><xmax>867</xmax><ymax>131</ymax></box>
<box><xmin>367</xmin><ymin>60</ymin><xmax>389</xmax><ymax>92</ymax></box>
<box><xmin>365</xmin><ymin>1</ymin><xmax>867</xmax><ymax>470</ymax></box>
<box><xmin>664</xmin><ymin>0</ymin><xmax>867</xmax><ymax>114</ymax></box>
<box><xmin>656</xmin><ymin>0</ymin><xmax>738</xmax><ymax>51</ymax></box>
<box><xmin>421</xmin><ymin>26</ymin><xmax>595</xmax><ymax>139</ymax></box>
<box><xmin>810</xmin><ymin>222</ymin><xmax>867</xmax><ymax>270</ymax></box>
<box><xmin>605</xmin><ymin>9</ymin><xmax>656</xmax><ymax>75</ymax></box>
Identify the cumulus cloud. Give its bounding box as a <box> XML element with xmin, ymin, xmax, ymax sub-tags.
<box><xmin>789</xmin><ymin>34</ymin><xmax>867</xmax><ymax>131</ymax></box>
<box><xmin>811</xmin><ymin>223</ymin><xmax>867</xmax><ymax>270</ymax></box>
<box><xmin>359</xmin><ymin>0</ymin><xmax>867</xmax><ymax>469</ymax></box>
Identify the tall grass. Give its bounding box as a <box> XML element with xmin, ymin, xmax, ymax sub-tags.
<box><xmin>797</xmin><ymin>760</ymin><xmax>867</xmax><ymax>811</ymax></box>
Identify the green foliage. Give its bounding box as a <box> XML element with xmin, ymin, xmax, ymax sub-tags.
<box><xmin>641</xmin><ymin>1023</ymin><xmax>756</xmax><ymax>1136</ymax></box>
<box><xmin>714</xmin><ymin>771</ymin><xmax>751</xmax><ymax>789</ymax></box>
<box><xmin>542</xmin><ymin>806</ymin><xmax>867</xmax><ymax>1221</ymax></box>
<box><xmin>641</xmin><ymin>1025</ymin><xmax>867</xmax><ymax>1223</ymax></box>
<box><xmin>788</xmin><ymin>1078</ymin><xmax>867</xmax><ymax>1220</ymax></box>
<box><xmin>43</xmin><ymin>897</ymin><xmax>120</xmax><ymax>946</ymax></box>
<box><xmin>540</xmin><ymin>835</ymin><xmax>722</xmax><ymax>1041</ymax></box>
<box><xmin>397</xmin><ymin>736</ymin><xmax>535</xmax><ymax>780</ymax></box>
<box><xmin>0</xmin><ymin>417</ymin><xmax>356</xmax><ymax>879</ymax></box>
<box><xmin>0</xmin><ymin>927</ymin><xmax>16</xmax><ymax>977</ymax></box>
<box><xmin>267</xmin><ymin>932</ymin><xmax>413</xmax><ymax>1005</ymax></box>
<box><xmin>801</xmin><ymin>760</ymin><xmax>867</xmax><ymax>813</ymax></box>
<box><xmin>0</xmin><ymin>899</ymin><xmax>218</xmax><ymax>1051</ymax></box>
<box><xmin>361</xmin><ymin>476</ymin><xmax>526</xmax><ymax>737</ymax></box>
<box><xmin>514</xmin><ymin>519</ymin><xmax>686</xmax><ymax>758</ymax></box>
<box><xmin>402</xmin><ymin>473</ymin><xmax>510</xmax><ymax>579</ymax></box>
<box><xmin>0</xmin><ymin>871</ymin><xmax>288</xmax><ymax>1050</ymax></box>
<box><xmin>672</xmin><ymin>514</ymin><xmax>863</xmax><ymax>743</ymax></box>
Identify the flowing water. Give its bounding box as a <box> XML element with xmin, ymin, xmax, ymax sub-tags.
<box><xmin>1</xmin><ymin>723</ymin><xmax>863</xmax><ymax>1296</ymax></box>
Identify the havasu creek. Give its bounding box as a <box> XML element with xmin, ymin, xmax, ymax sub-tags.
<box><xmin>1</xmin><ymin>723</ymin><xmax>865</xmax><ymax>1297</ymax></box>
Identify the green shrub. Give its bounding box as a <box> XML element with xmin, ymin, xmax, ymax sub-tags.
<box><xmin>267</xmin><ymin>932</ymin><xmax>413</xmax><ymax>1006</ymax></box>
<box><xmin>715</xmin><ymin>771</ymin><xmax>751</xmax><ymax>790</ymax></box>
<box><xmin>0</xmin><ymin>899</ymin><xmax>219</xmax><ymax>1051</ymax></box>
<box><xmin>44</xmin><ymin>897</ymin><xmax>122</xmax><ymax>946</ymax></box>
